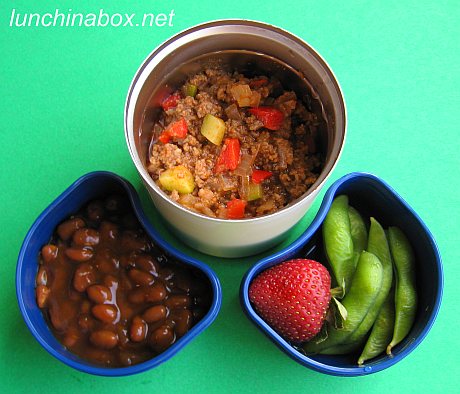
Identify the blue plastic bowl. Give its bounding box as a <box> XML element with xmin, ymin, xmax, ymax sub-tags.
<box><xmin>16</xmin><ymin>171</ymin><xmax>222</xmax><ymax>376</ymax></box>
<box><xmin>240</xmin><ymin>172</ymin><xmax>443</xmax><ymax>376</ymax></box>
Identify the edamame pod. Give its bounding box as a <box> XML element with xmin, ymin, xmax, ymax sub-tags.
<box><xmin>387</xmin><ymin>227</ymin><xmax>417</xmax><ymax>355</ymax></box>
<box><xmin>303</xmin><ymin>251</ymin><xmax>383</xmax><ymax>354</ymax></box>
<box><xmin>348</xmin><ymin>205</ymin><xmax>368</xmax><ymax>267</ymax></box>
<box><xmin>323</xmin><ymin>195</ymin><xmax>355</xmax><ymax>292</ymax></box>
<box><xmin>319</xmin><ymin>340</ymin><xmax>363</xmax><ymax>355</ymax></box>
<box><xmin>357</xmin><ymin>288</ymin><xmax>395</xmax><ymax>365</ymax></box>
<box><xmin>344</xmin><ymin>218</ymin><xmax>393</xmax><ymax>345</ymax></box>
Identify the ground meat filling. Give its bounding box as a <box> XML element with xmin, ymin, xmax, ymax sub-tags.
<box><xmin>147</xmin><ymin>67</ymin><xmax>323</xmax><ymax>219</ymax></box>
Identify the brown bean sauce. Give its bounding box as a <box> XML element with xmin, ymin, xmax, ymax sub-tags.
<box><xmin>35</xmin><ymin>195</ymin><xmax>212</xmax><ymax>367</ymax></box>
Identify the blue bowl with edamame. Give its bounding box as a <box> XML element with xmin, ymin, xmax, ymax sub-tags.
<box><xmin>240</xmin><ymin>172</ymin><xmax>443</xmax><ymax>376</ymax></box>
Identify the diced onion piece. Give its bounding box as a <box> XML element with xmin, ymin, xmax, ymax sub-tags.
<box><xmin>233</xmin><ymin>154</ymin><xmax>254</xmax><ymax>177</ymax></box>
<box><xmin>201</xmin><ymin>114</ymin><xmax>226</xmax><ymax>145</ymax></box>
<box><xmin>238</xmin><ymin>175</ymin><xmax>250</xmax><ymax>201</ymax></box>
<box><xmin>256</xmin><ymin>199</ymin><xmax>276</xmax><ymax>215</ymax></box>
<box><xmin>230</xmin><ymin>84</ymin><xmax>261</xmax><ymax>107</ymax></box>
<box><xmin>218</xmin><ymin>174</ymin><xmax>238</xmax><ymax>191</ymax></box>
<box><xmin>178</xmin><ymin>193</ymin><xmax>200</xmax><ymax>208</ymax></box>
<box><xmin>225</xmin><ymin>103</ymin><xmax>242</xmax><ymax>121</ymax></box>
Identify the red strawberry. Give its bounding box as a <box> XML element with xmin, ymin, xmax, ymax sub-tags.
<box><xmin>249</xmin><ymin>259</ymin><xmax>331</xmax><ymax>343</ymax></box>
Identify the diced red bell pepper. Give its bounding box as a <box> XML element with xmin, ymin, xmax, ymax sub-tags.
<box><xmin>248</xmin><ymin>107</ymin><xmax>284</xmax><ymax>130</ymax></box>
<box><xmin>249</xmin><ymin>78</ymin><xmax>269</xmax><ymax>88</ymax></box>
<box><xmin>226</xmin><ymin>198</ymin><xmax>247</xmax><ymax>219</ymax></box>
<box><xmin>158</xmin><ymin>132</ymin><xmax>171</xmax><ymax>144</ymax></box>
<box><xmin>214</xmin><ymin>138</ymin><xmax>241</xmax><ymax>173</ymax></box>
<box><xmin>161</xmin><ymin>93</ymin><xmax>181</xmax><ymax>111</ymax></box>
<box><xmin>167</xmin><ymin>117</ymin><xmax>188</xmax><ymax>138</ymax></box>
<box><xmin>251</xmin><ymin>169</ymin><xmax>273</xmax><ymax>184</ymax></box>
<box><xmin>158</xmin><ymin>118</ymin><xmax>188</xmax><ymax>144</ymax></box>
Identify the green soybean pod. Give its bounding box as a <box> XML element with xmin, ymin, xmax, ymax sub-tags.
<box><xmin>387</xmin><ymin>227</ymin><xmax>418</xmax><ymax>355</ymax></box>
<box><xmin>303</xmin><ymin>251</ymin><xmax>383</xmax><ymax>354</ymax></box>
<box><xmin>322</xmin><ymin>195</ymin><xmax>355</xmax><ymax>292</ymax></box>
<box><xmin>319</xmin><ymin>340</ymin><xmax>363</xmax><ymax>355</ymax></box>
<box><xmin>344</xmin><ymin>218</ymin><xmax>393</xmax><ymax>345</ymax></box>
<box><xmin>348</xmin><ymin>205</ymin><xmax>368</xmax><ymax>267</ymax></box>
<box><xmin>357</xmin><ymin>288</ymin><xmax>395</xmax><ymax>365</ymax></box>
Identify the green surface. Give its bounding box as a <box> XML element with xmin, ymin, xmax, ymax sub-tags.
<box><xmin>1</xmin><ymin>0</ymin><xmax>459</xmax><ymax>392</ymax></box>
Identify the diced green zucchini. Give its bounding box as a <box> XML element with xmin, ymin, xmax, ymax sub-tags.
<box><xmin>183</xmin><ymin>84</ymin><xmax>198</xmax><ymax>97</ymax></box>
<box><xmin>159</xmin><ymin>165</ymin><xmax>195</xmax><ymax>194</ymax></box>
<box><xmin>248</xmin><ymin>182</ymin><xmax>263</xmax><ymax>201</ymax></box>
<box><xmin>200</xmin><ymin>114</ymin><xmax>226</xmax><ymax>145</ymax></box>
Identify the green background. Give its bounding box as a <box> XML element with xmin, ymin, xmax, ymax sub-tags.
<box><xmin>1</xmin><ymin>0</ymin><xmax>459</xmax><ymax>392</ymax></box>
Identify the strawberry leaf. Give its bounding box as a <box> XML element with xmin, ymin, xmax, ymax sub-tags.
<box><xmin>332</xmin><ymin>297</ymin><xmax>348</xmax><ymax>329</ymax></box>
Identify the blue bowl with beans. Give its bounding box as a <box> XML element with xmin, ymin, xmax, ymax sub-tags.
<box><xmin>240</xmin><ymin>172</ymin><xmax>443</xmax><ymax>376</ymax></box>
<box><xmin>16</xmin><ymin>171</ymin><xmax>222</xmax><ymax>376</ymax></box>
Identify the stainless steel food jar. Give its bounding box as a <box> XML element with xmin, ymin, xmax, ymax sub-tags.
<box><xmin>125</xmin><ymin>20</ymin><xmax>346</xmax><ymax>257</ymax></box>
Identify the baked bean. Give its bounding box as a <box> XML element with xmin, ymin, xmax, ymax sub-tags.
<box><xmin>57</xmin><ymin>218</ymin><xmax>85</xmax><ymax>241</ymax></box>
<box><xmin>121</xmin><ymin>231</ymin><xmax>149</xmax><ymax>252</ymax></box>
<box><xmin>90</xmin><ymin>330</ymin><xmax>118</xmax><ymax>350</ymax></box>
<box><xmin>92</xmin><ymin>304</ymin><xmax>118</xmax><ymax>324</ymax></box>
<box><xmin>165</xmin><ymin>295</ymin><xmax>191</xmax><ymax>309</ymax></box>
<box><xmin>116</xmin><ymin>326</ymin><xmax>130</xmax><ymax>347</ymax></box>
<box><xmin>78</xmin><ymin>314</ymin><xmax>95</xmax><ymax>332</ymax></box>
<box><xmin>36</xmin><ymin>194</ymin><xmax>212</xmax><ymax>367</ymax></box>
<box><xmin>142</xmin><ymin>305</ymin><xmax>167</xmax><ymax>323</ymax></box>
<box><xmin>36</xmin><ymin>267</ymin><xmax>49</xmax><ymax>286</ymax></box>
<box><xmin>135</xmin><ymin>254</ymin><xmax>159</xmax><ymax>275</ymax></box>
<box><xmin>145</xmin><ymin>283</ymin><xmax>167</xmax><ymax>303</ymax></box>
<box><xmin>99</xmin><ymin>221</ymin><xmax>119</xmax><ymax>241</ymax></box>
<box><xmin>149</xmin><ymin>325</ymin><xmax>175</xmax><ymax>353</ymax></box>
<box><xmin>120</xmin><ymin>272</ymin><xmax>134</xmax><ymax>291</ymax></box>
<box><xmin>49</xmin><ymin>301</ymin><xmax>74</xmax><ymax>331</ymax></box>
<box><xmin>68</xmin><ymin>289</ymin><xmax>83</xmax><ymax>302</ymax></box>
<box><xmin>65</xmin><ymin>247</ymin><xmax>93</xmax><ymax>262</ymax></box>
<box><xmin>41</xmin><ymin>244</ymin><xmax>58</xmax><ymax>263</ymax></box>
<box><xmin>36</xmin><ymin>285</ymin><xmax>50</xmax><ymax>308</ymax></box>
<box><xmin>86</xmin><ymin>200</ymin><xmax>104</xmax><ymax>221</ymax></box>
<box><xmin>159</xmin><ymin>267</ymin><xmax>174</xmax><ymax>281</ymax></box>
<box><xmin>97</xmin><ymin>259</ymin><xmax>116</xmax><ymax>274</ymax></box>
<box><xmin>63</xmin><ymin>328</ymin><xmax>80</xmax><ymax>348</ymax></box>
<box><xmin>118</xmin><ymin>351</ymin><xmax>141</xmax><ymax>367</ymax></box>
<box><xmin>119</xmin><ymin>254</ymin><xmax>135</xmax><ymax>268</ymax></box>
<box><xmin>73</xmin><ymin>228</ymin><xmax>100</xmax><ymax>246</ymax></box>
<box><xmin>130</xmin><ymin>316</ymin><xmax>148</xmax><ymax>342</ymax></box>
<box><xmin>127</xmin><ymin>288</ymin><xmax>146</xmax><ymax>304</ymax></box>
<box><xmin>80</xmin><ymin>300</ymin><xmax>92</xmax><ymax>314</ymax></box>
<box><xmin>173</xmin><ymin>309</ymin><xmax>193</xmax><ymax>338</ymax></box>
<box><xmin>85</xmin><ymin>348</ymin><xmax>112</xmax><ymax>365</ymax></box>
<box><xmin>73</xmin><ymin>263</ymin><xmax>96</xmax><ymax>292</ymax></box>
<box><xmin>87</xmin><ymin>284</ymin><xmax>112</xmax><ymax>304</ymax></box>
<box><xmin>104</xmin><ymin>195</ymin><xmax>124</xmax><ymax>212</ymax></box>
<box><xmin>103</xmin><ymin>275</ymin><xmax>118</xmax><ymax>289</ymax></box>
<box><xmin>128</xmin><ymin>269</ymin><xmax>155</xmax><ymax>287</ymax></box>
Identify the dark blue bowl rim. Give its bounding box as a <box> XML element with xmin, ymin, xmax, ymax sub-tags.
<box><xmin>240</xmin><ymin>172</ymin><xmax>443</xmax><ymax>377</ymax></box>
<box><xmin>16</xmin><ymin>171</ymin><xmax>222</xmax><ymax>377</ymax></box>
